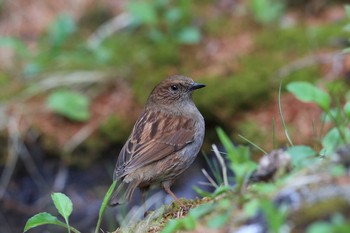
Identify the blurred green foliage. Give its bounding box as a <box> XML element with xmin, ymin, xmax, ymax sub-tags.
<box><xmin>249</xmin><ymin>0</ymin><xmax>286</xmax><ymax>24</ymax></box>
<box><xmin>46</xmin><ymin>89</ymin><xmax>90</xmax><ymax>122</ymax></box>
<box><xmin>0</xmin><ymin>1</ymin><xmax>348</xmax><ymax>160</ymax></box>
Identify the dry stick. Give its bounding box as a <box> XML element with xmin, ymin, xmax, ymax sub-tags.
<box><xmin>63</xmin><ymin>123</ymin><xmax>98</xmax><ymax>153</ymax></box>
<box><xmin>212</xmin><ymin>144</ymin><xmax>228</xmax><ymax>187</ymax></box>
<box><xmin>52</xmin><ymin>163</ymin><xmax>69</xmax><ymax>192</ymax></box>
<box><xmin>201</xmin><ymin>168</ymin><xmax>218</xmax><ymax>189</ymax></box>
<box><xmin>87</xmin><ymin>13</ymin><xmax>133</xmax><ymax>49</ymax></box>
<box><xmin>238</xmin><ymin>134</ymin><xmax>268</xmax><ymax>155</ymax></box>
<box><xmin>278</xmin><ymin>80</ymin><xmax>294</xmax><ymax>146</ymax></box>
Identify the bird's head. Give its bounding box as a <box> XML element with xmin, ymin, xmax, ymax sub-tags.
<box><xmin>147</xmin><ymin>75</ymin><xmax>205</xmax><ymax>107</ymax></box>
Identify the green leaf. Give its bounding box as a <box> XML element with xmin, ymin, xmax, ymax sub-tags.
<box><xmin>287</xmin><ymin>145</ymin><xmax>317</xmax><ymax>168</ymax></box>
<box><xmin>217</xmin><ymin>128</ymin><xmax>251</xmax><ymax>164</ymax></box>
<box><xmin>161</xmin><ymin>219</ymin><xmax>181</xmax><ymax>233</ymax></box>
<box><xmin>322</xmin><ymin>108</ymin><xmax>340</xmax><ymax>123</ymax></box>
<box><xmin>207</xmin><ymin>213</ymin><xmax>230</xmax><ymax>229</ymax></box>
<box><xmin>127</xmin><ymin>2</ymin><xmax>157</xmax><ymax>25</ymax></box>
<box><xmin>244</xmin><ymin>199</ymin><xmax>260</xmax><ymax>217</ymax></box>
<box><xmin>95</xmin><ymin>180</ymin><xmax>117</xmax><ymax>233</ymax></box>
<box><xmin>329</xmin><ymin>164</ymin><xmax>347</xmax><ymax>177</ymax></box>
<box><xmin>181</xmin><ymin>216</ymin><xmax>196</xmax><ymax>230</ymax></box>
<box><xmin>165</xmin><ymin>8</ymin><xmax>182</xmax><ymax>23</ymax></box>
<box><xmin>188</xmin><ymin>203</ymin><xmax>214</xmax><ymax>219</ymax></box>
<box><xmin>345</xmin><ymin>5</ymin><xmax>350</xmax><ymax>18</ymax></box>
<box><xmin>250</xmin><ymin>0</ymin><xmax>285</xmax><ymax>24</ymax></box>
<box><xmin>344</xmin><ymin>102</ymin><xmax>350</xmax><ymax>119</ymax></box>
<box><xmin>322</xmin><ymin>128</ymin><xmax>342</xmax><ymax>154</ymax></box>
<box><xmin>260</xmin><ymin>200</ymin><xmax>287</xmax><ymax>233</ymax></box>
<box><xmin>51</xmin><ymin>193</ymin><xmax>73</xmax><ymax>225</ymax></box>
<box><xmin>251</xmin><ymin>183</ymin><xmax>278</xmax><ymax>195</ymax></box>
<box><xmin>48</xmin><ymin>14</ymin><xmax>76</xmax><ymax>47</ymax></box>
<box><xmin>193</xmin><ymin>186</ymin><xmax>212</xmax><ymax>197</ymax></box>
<box><xmin>286</xmin><ymin>81</ymin><xmax>331</xmax><ymax>111</ymax></box>
<box><xmin>307</xmin><ymin>221</ymin><xmax>333</xmax><ymax>233</ymax></box>
<box><xmin>0</xmin><ymin>37</ymin><xmax>29</xmax><ymax>57</ymax></box>
<box><xmin>46</xmin><ymin>90</ymin><xmax>90</xmax><ymax>122</ymax></box>
<box><xmin>211</xmin><ymin>185</ymin><xmax>231</xmax><ymax>197</ymax></box>
<box><xmin>24</xmin><ymin>212</ymin><xmax>67</xmax><ymax>232</ymax></box>
<box><xmin>177</xmin><ymin>26</ymin><xmax>201</xmax><ymax>44</ymax></box>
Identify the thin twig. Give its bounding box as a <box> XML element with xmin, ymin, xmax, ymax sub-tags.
<box><xmin>238</xmin><ymin>135</ymin><xmax>268</xmax><ymax>155</ymax></box>
<box><xmin>63</xmin><ymin>123</ymin><xmax>97</xmax><ymax>153</ymax></box>
<box><xmin>201</xmin><ymin>168</ymin><xmax>218</xmax><ymax>188</ymax></box>
<box><xmin>278</xmin><ymin>80</ymin><xmax>294</xmax><ymax>146</ymax></box>
<box><xmin>198</xmin><ymin>181</ymin><xmax>216</xmax><ymax>187</ymax></box>
<box><xmin>212</xmin><ymin>144</ymin><xmax>228</xmax><ymax>186</ymax></box>
<box><xmin>52</xmin><ymin>162</ymin><xmax>68</xmax><ymax>192</ymax></box>
<box><xmin>87</xmin><ymin>13</ymin><xmax>133</xmax><ymax>49</ymax></box>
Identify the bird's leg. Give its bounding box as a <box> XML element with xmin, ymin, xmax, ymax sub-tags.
<box><xmin>162</xmin><ymin>183</ymin><xmax>186</xmax><ymax>209</ymax></box>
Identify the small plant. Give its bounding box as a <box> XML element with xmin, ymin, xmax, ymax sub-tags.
<box><xmin>24</xmin><ymin>181</ymin><xmax>117</xmax><ymax>233</ymax></box>
<box><xmin>286</xmin><ymin>81</ymin><xmax>350</xmax><ymax>154</ymax></box>
<box><xmin>126</xmin><ymin>0</ymin><xmax>201</xmax><ymax>44</ymax></box>
<box><xmin>249</xmin><ymin>0</ymin><xmax>286</xmax><ymax>25</ymax></box>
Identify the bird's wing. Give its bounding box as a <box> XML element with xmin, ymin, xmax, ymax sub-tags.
<box><xmin>114</xmin><ymin>109</ymin><xmax>195</xmax><ymax>179</ymax></box>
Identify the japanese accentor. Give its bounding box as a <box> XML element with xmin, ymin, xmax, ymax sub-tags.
<box><xmin>109</xmin><ymin>75</ymin><xmax>205</xmax><ymax>208</ymax></box>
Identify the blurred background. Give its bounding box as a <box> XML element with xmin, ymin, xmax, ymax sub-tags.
<box><xmin>0</xmin><ymin>0</ymin><xmax>350</xmax><ymax>232</ymax></box>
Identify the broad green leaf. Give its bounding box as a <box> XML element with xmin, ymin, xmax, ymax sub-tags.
<box><xmin>322</xmin><ymin>128</ymin><xmax>342</xmax><ymax>153</ymax></box>
<box><xmin>24</xmin><ymin>212</ymin><xmax>66</xmax><ymax>232</ymax></box>
<box><xmin>48</xmin><ymin>14</ymin><xmax>76</xmax><ymax>47</ymax></box>
<box><xmin>286</xmin><ymin>82</ymin><xmax>330</xmax><ymax>111</ymax></box>
<box><xmin>177</xmin><ymin>27</ymin><xmax>201</xmax><ymax>44</ymax></box>
<box><xmin>127</xmin><ymin>2</ymin><xmax>157</xmax><ymax>25</ymax></box>
<box><xmin>51</xmin><ymin>193</ymin><xmax>73</xmax><ymax>223</ymax></box>
<box><xmin>46</xmin><ymin>90</ymin><xmax>90</xmax><ymax>122</ymax></box>
<box><xmin>287</xmin><ymin>145</ymin><xmax>317</xmax><ymax>168</ymax></box>
<box><xmin>95</xmin><ymin>180</ymin><xmax>117</xmax><ymax>233</ymax></box>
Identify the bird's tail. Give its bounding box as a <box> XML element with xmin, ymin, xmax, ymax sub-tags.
<box><xmin>109</xmin><ymin>180</ymin><xmax>139</xmax><ymax>206</ymax></box>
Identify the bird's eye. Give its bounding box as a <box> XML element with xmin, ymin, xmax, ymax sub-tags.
<box><xmin>170</xmin><ymin>85</ymin><xmax>178</xmax><ymax>91</ymax></box>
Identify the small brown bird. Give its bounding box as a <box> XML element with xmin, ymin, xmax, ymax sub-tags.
<box><xmin>109</xmin><ymin>75</ymin><xmax>205</xmax><ymax>208</ymax></box>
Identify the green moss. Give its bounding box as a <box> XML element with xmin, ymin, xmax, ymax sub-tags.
<box><xmin>291</xmin><ymin>197</ymin><xmax>350</xmax><ymax>229</ymax></box>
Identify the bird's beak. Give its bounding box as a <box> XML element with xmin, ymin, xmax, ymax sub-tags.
<box><xmin>190</xmin><ymin>82</ymin><xmax>206</xmax><ymax>91</ymax></box>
